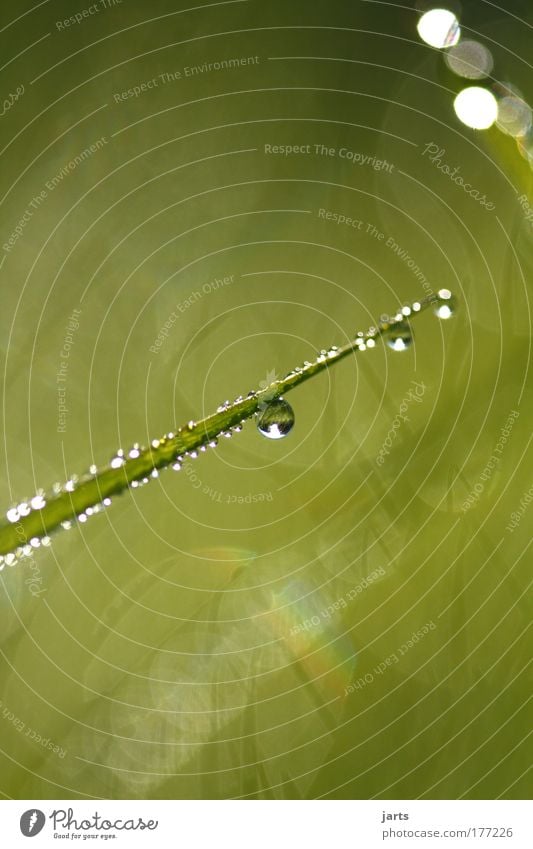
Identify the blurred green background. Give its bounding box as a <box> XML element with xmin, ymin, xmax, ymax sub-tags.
<box><xmin>0</xmin><ymin>0</ymin><xmax>531</xmax><ymax>799</ymax></box>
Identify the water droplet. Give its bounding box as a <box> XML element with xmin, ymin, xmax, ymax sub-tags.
<box><xmin>65</xmin><ymin>479</ymin><xmax>76</xmax><ymax>492</ymax></box>
<box><xmin>434</xmin><ymin>289</ymin><xmax>457</xmax><ymax>320</ymax></box>
<box><xmin>384</xmin><ymin>321</ymin><xmax>413</xmax><ymax>352</ymax></box>
<box><xmin>61</xmin><ymin>520</ymin><xmax>73</xmax><ymax>530</ymax></box>
<box><xmin>110</xmin><ymin>456</ymin><xmax>125</xmax><ymax>469</ymax></box>
<box><xmin>257</xmin><ymin>398</ymin><xmax>295</xmax><ymax>440</ymax></box>
<box><xmin>172</xmin><ymin>462</ymin><xmax>181</xmax><ymax>472</ymax></box>
<box><xmin>6</xmin><ymin>508</ymin><xmax>19</xmax><ymax>523</ymax></box>
<box><xmin>103</xmin><ymin>498</ymin><xmax>112</xmax><ymax>507</ymax></box>
<box><xmin>31</xmin><ymin>494</ymin><xmax>46</xmax><ymax>510</ymax></box>
<box><xmin>89</xmin><ymin>464</ymin><xmax>98</xmax><ymax>474</ymax></box>
<box><xmin>18</xmin><ymin>502</ymin><xmax>31</xmax><ymax>517</ymax></box>
<box><xmin>366</xmin><ymin>338</ymin><xmax>376</xmax><ymax>349</ymax></box>
<box><xmin>151</xmin><ymin>469</ymin><xmax>159</xmax><ymax>478</ymax></box>
<box><xmin>187</xmin><ymin>421</ymin><xmax>195</xmax><ymax>430</ymax></box>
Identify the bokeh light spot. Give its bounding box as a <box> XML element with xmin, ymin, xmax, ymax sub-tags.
<box><xmin>417</xmin><ymin>8</ymin><xmax>461</xmax><ymax>48</ymax></box>
<box><xmin>497</xmin><ymin>96</ymin><xmax>532</xmax><ymax>138</ymax></box>
<box><xmin>454</xmin><ymin>87</ymin><xmax>498</xmax><ymax>130</ymax></box>
<box><xmin>445</xmin><ymin>40</ymin><xmax>494</xmax><ymax>79</ymax></box>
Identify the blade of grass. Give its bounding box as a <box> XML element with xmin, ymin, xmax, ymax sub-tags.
<box><xmin>0</xmin><ymin>292</ymin><xmax>450</xmax><ymax>559</ymax></box>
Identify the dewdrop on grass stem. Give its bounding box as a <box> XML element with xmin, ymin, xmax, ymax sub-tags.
<box><xmin>257</xmin><ymin>399</ymin><xmax>295</xmax><ymax>440</ymax></box>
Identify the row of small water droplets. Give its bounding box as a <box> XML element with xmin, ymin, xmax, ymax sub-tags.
<box><xmin>381</xmin><ymin>288</ymin><xmax>457</xmax><ymax>351</ymax></box>
<box><xmin>1</xmin><ymin>490</ymin><xmax>52</xmax><ymax>568</ymax></box>
<box><xmin>255</xmin><ymin>289</ymin><xmax>457</xmax><ymax>439</ymax></box>
<box><xmin>0</xmin><ymin>468</ymin><xmax>114</xmax><ymax>568</ymax></box>
<box><xmin>155</xmin><ymin>412</ymin><xmax>244</xmax><ymax>474</ymax></box>
<box><xmin>0</xmin><ymin>407</ymin><xmax>252</xmax><ymax>567</ymax></box>
<box><xmin>383</xmin><ymin>289</ymin><xmax>456</xmax><ymax>351</ymax></box>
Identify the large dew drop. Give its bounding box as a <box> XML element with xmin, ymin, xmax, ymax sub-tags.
<box><xmin>257</xmin><ymin>398</ymin><xmax>295</xmax><ymax>440</ymax></box>
<box><xmin>434</xmin><ymin>288</ymin><xmax>457</xmax><ymax>320</ymax></box>
<box><xmin>384</xmin><ymin>320</ymin><xmax>413</xmax><ymax>352</ymax></box>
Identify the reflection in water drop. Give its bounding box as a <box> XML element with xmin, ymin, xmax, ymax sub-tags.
<box><xmin>384</xmin><ymin>321</ymin><xmax>413</xmax><ymax>352</ymax></box>
<box><xmin>257</xmin><ymin>398</ymin><xmax>295</xmax><ymax>440</ymax></box>
<box><xmin>434</xmin><ymin>288</ymin><xmax>458</xmax><ymax>319</ymax></box>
